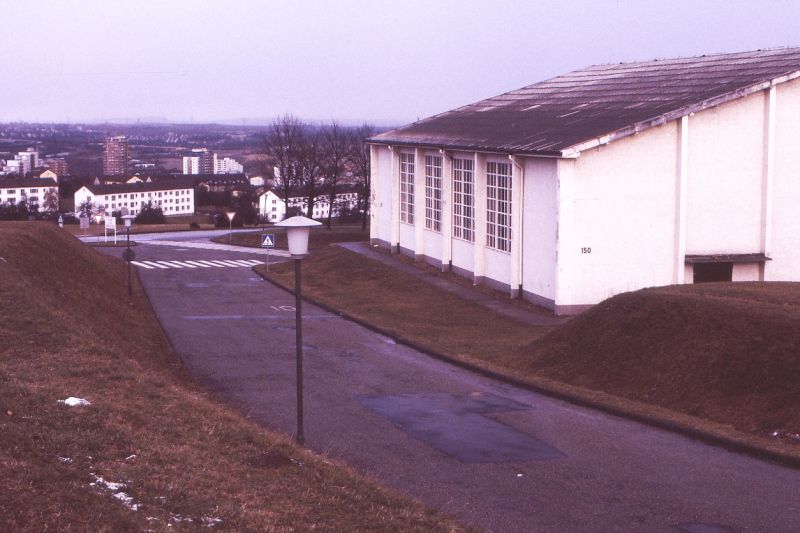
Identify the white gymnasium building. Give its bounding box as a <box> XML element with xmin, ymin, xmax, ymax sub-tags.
<box><xmin>368</xmin><ymin>48</ymin><xmax>800</xmax><ymax>314</ymax></box>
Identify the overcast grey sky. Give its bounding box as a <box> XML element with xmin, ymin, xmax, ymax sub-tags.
<box><xmin>2</xmin><ymin>0</ymin><xmax>799</xmax><ymax>125</ymax></box>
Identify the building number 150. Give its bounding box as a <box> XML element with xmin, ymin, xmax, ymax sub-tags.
<box><xmin>581</xmin><ymin>247</ymin><xmax>592</xmax><ymax>254</ymax></box>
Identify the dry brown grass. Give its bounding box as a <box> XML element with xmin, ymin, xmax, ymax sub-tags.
<box><xmin>256</xmin><ymin>246</ymin><xmax>553</xmax><ymax>373</ymax></box>
<box><xmin>216</xmin><ymin>224</ymin><xmax>369</xmax><ymax>251</ymax></box>
<box><xmin>256</xmin><ymin>245</ymin><xmax>800</xmax><ymax>460</ymax></box>
<box><xmin>0</xmin><ymin>222</ymin><xmax>465</xmax><ymax>531</ymax></box>
<box><xmin>64</xmin><ymin>222</ymin><xmax>216</xmax><ymax>237</ymax></box>
<box><xmin>525</xmin><ymin>284</ymin><xmax>800</xmax><ymax>437</ymax></box>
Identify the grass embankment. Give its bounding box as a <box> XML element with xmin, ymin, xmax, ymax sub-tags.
<box><xmin>214</xmin><ymin>224</ymin><xmax>369</xmax><ymax>250</ymax></box>
<box><xmin>256</xmin><ymin>244</ymin><xmax>800</xmax><ymax>461</ymax></box>
<box><xmin>0</xmin><ymin>222</ymin><xmax>463</xmax><ymax>531</ymax></box>
<box><xmin>528</xmin><ymin>285</ymin><xmax>800</xmax><ymax>437</ymax></box>
<box><xmin>65</xmin><ymin>222</ymin><xmax>216</xmax><ymax>237</ymax></box>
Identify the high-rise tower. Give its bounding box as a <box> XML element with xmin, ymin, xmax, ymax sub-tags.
<box><xmin>103</xmin><ymin>136</ymin><xmax>129</xmax><ymax>175</ymax></box>
<box><xmin>182</xmin><ymin>148</ymin><xmax>214</xmax><ymax>175</ymax></box>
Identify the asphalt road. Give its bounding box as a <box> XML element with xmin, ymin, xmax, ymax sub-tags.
<box><xmin>98</xmin><ymin>237</ymin><xmax>800</xmax><ymax>532</ymax></box>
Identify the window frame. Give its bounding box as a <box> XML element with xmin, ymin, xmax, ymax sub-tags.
<box><xmin>452</xmin><ymin>157</ymin><xmax>475</xmax><ymax>242</ymax></box>
<box><xmin>399</xmin><ymin>152</ymin><xmax>415</xmax><ymax>224</ymax></box>
<box><xmin>424</xmin><ymin>154</ymin><xmax>443</xmax><ymax>232</ymax></box>
<box><xmin>486</xmin><ymin>160</ymin><xmax>512</xmax><ymax>253</ymax></box>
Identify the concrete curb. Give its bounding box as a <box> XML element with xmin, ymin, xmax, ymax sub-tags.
<box><xmin>253</xmin><ymin>266</ymin><xmax>800</xmax><ymax>471</ymax></box>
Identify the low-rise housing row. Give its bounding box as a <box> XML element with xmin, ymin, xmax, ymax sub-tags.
<box><xmin>0</xmin><ymin>177</ymin><xmax>58</xmax><ymax>211</ymax></box>
<box><xmin>73</xmin><ymin>179</ymin><xmax>195</xmax><ymax>217</ymax></box>
<box><xmin>258</xmin><ymin>186</ymin><xmax>360</xmax><ymax>222</ymax></box>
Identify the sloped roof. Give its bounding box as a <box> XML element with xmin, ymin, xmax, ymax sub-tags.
<box><xmin>0</xmin><ymin>177</ymin><xmax>57</xmax><ymax>189</ymax></box>
<box><xmin>370</xmin><ymin>48</ymin><xmax>800</xmax><ymax>157</ymax></box>
<box><xmin>82</xmin><ymin>178</ymin><xmax>194</xmax><ymax>195</ymax></box>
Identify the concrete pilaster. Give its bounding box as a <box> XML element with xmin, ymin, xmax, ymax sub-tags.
<box><xmin>473</xmin><ymin>152</ymin><xmax>487</xmax><ymax>283</ymax></box>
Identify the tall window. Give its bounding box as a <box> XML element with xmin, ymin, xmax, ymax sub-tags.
<box><xmin>424</xmin><ymin>155</ymin><xmax>443</xmax><ymax>231</ymax></box>
<box><xmin>400</xmin><ymin>152</ymin><xmax>414</xmax><ymax>224</ymax></box>
<box><xmin>486</xmin><ymin>161</ymin><xmax>512</xmax><ymax>252</ymax></box>
<box><xmin>452</xmin><ymin>158</ymin><xmax>474</xmax><ymax>241</ymax></box>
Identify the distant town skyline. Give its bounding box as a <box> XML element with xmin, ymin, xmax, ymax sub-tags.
<box><xmin>2</xmin><ymin>0</ymin><xmax>800</xmax><ymax>126</ymax></box>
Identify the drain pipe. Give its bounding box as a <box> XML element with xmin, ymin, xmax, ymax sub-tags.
<box><xmin>509</xmin><ymin>154</ymin><xmax>524</xmax><ymax>298</ymax></box>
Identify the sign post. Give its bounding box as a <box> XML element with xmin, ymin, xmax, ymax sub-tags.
<box><xmin>261</xmin><ymin>233</ymin><xmax>275</xmax><ymax>271</ymax></box>
<box><xmin>104</xmin><ymin>216</ymin><xmax>117</xmax><ymax>244</ymax></box>
<box><xmin>94</xmin><ymin>214</ymin><xmax>103</xmax><ymax>242</ymax></box>
<box><xmin>226</xmin><ymin>211</ymin><xmax>236</xmax><ymax>242</ymax></box>
<box><xmin>79</xmin><ymin>216</ymin><xmax>90</xmax><ymax>236</ymax></box>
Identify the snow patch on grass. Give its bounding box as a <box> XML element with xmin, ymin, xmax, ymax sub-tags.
<box><xmin>59</xmin><ymin>397</ymin><xmax>91</xmax><ymax>407</ymax></box>
<box><xmin>89</xmin><ymin>473</ymin><xmax>142</xmax><ymax>512</ymax></box>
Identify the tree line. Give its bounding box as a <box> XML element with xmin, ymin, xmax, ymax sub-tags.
<box><xmin>261</xmin><ymin>116</ymin><xmax>374</xmax><ymax>230</ymax></box>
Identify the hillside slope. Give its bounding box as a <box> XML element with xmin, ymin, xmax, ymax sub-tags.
<box><xmin>0</xmin><ymin>222</ymin><xmax>460</xmax><ymax>531</ymax></box>
<box><xmin>525</xmin><ymin>283</ymin><xmax>800</xmax><ymax>438</ymax></box>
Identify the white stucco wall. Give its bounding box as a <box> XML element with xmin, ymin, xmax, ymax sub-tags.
<box><xmin>399</xmin><ymin>223</ymin><xmax>415</xmax><ymax>252</ymax></box>
<box><xmin>556</xmin><ymin>121</ymin><xmax>679</xmax><ymax>309</ymax></box>
<box><xmin>373</xmin><ymin>146</ymin><xmax>393</xmax><ymax>244</ymax></box>
<box><xmin>451</xmin><ymin>238</ymin><xmax>474</xmax><ymax>275</ymax></box>
<box><xmin>73</xmin><ymin>186</ymin><xmax>95</xmax><ymax>214</ymax></box>
<box><xmin>732</xmin><ymin>263</ymin><xmax>761</xmax><ymax>281</ymax></box>
<box><xmin>521</xmin><ymin>157</ymin><xmax>558</xmax><ymax>303</ymax></box>
<box><xmin>423</xmin><ymin>230</ymin><xmax>442</xmax><ymax>264</ymax></box>
<box><xmin>484</xmin><ymin>248</ymin><xmax>511</xmax><ymax>286</ymax></box>
<box><xmin>258</xmin><ymin>190</ymin><xmax>286</xmax><ymax>221</ymax></box>
<box><xmin>684</xmin><ymin>91</ymin><xmax>765</xmax><ymax>255</ymax></box>
<box><xmin>768</xmin><ymin>78</ymin><xmax>800</xmax><ymax>280</ymax></box>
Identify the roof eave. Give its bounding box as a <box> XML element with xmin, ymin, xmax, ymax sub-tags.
<box><xmin>365</xmin><ymin>138</ymin><xmax>570</xmax><ymax>159</ymax></box>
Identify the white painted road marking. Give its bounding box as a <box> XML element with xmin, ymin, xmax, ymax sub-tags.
<box><xmin>131</xmin><ymin>260</ymin><xmax>264</xmax><ymax>270</ymax></box>
<box><xmin>183</xmin><ymin>260</ymin><xmax>214</xmax><ymax>268</ymax></box>
<box><xmin>142</xmin><ymin>261</ymin><xmax>170</xmax><ymax>269</ymax></box>
<box><xmin>143</xmin><ymin>239</ymin><xmax>291</xmax><ymax>257</ymax></box>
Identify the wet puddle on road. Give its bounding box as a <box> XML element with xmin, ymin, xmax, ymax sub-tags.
<box><xmin>357</xmin><ymin>392</ymin><xmax>563</xmax><ymax>463</ymax></box>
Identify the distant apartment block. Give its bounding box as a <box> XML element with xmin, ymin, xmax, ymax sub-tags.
<box><xmin>2</xmin><ymin>160</ymin><xmax>22</xmax><ymax>175</ymax></box>
<box><xmin>182</xmin><ymin>148</ymin><xmax>215</xmax><ymax>175</ymax></box>
<box><xmin>16</xmin><ymin>149</ymin><xmax>39</xmax><ymax>175</ymax></box>
<box><xmin>215</xmin><ymin>156</ymin><xmax>243</xmax><ymax>174</ymax></box>
<box><xmin>183</xmin><ymin>148</ymin><xmax>243</xmax><ymax>175</ymax></box>
<box><xmin>73</xmin><ymin>179</ymin><xmax>195</xmax><ymax>217</ymax></box>
<box><xmin>1</xmin><ymin>147</ymin><xmax>40</xmax><ymax>175</ymax></box>
<box><xmin>45</xmin><ymin>157</ymin><xmax>68</xmax><ymax>176</ymax></box>
<box><xmin>103</xmin><ymin>136</ymin><xmax>129</xmax><ymax>175</ymax></box>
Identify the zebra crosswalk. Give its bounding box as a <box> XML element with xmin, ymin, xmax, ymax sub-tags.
<box><xmin>131</xmin><ymin>259</ymin><xmax>264</xmax><ymax>270</ymax></box>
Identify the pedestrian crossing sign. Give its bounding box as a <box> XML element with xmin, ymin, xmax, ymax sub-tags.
<box><xmin>261</xmin><ymin>233</ymin><xmax>275</xmax><ymax>248</ymax></box>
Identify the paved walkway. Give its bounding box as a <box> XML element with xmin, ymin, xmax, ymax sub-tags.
<box><xmin>113</xmin><ymin>242</ymin><xmax>800</xmax><ymax>533</ymax></box>
<box><xmin>337</xmin><ymin>242</ymin><xmax>568</xmax><ymax>327</ymax></box>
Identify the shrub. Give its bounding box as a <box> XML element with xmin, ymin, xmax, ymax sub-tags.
<box><xmin>135</xmin><ymin>201</ymin><xmax>166</xmax><ymax>224</ymax></box>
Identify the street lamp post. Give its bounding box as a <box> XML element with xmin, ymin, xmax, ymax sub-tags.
<box><xmin>275</xmin><ymin>216</ymin><xmax>322</xmax><ymax>445</ymax></box>
<box><xmin>226</xmin><ymin>211</ymin><xmax>236</xmax><ymax>242</ymax></box>
<box><xmin>122</xmin><ymin>215</ymin><xmax>136</xmax><ymax>297</ymax></box>
<box><xmin>94</xmin><ymin>213</ymin><xmax>103</xmax><ymax>243</ymax></box>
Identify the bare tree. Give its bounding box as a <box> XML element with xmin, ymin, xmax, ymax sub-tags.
<box><xmin>78</xmin><ymin>199</ymin><xmax>94</xmax><ymax>218</ymax></box>
<box><xmin>262</xmin><ymin>115</ymin><xmax>303</xmax><ymax>219</ymax></box>
<box><xmin>350</xmin><ymin>123</ymin><xmax>375</xmax><ymax>231</ymax></box>
<box><xmin>320</xmin><ymin>121</ymin><xmax>351</xmax><ymax>229</ymax></box>
<box><xmin>43</xmin><ymin>188</ymin><xmax>59</xmax><ymax>214</ymax></box>
<box><xmin>295</xmin><ymin>127</ymin><xmax>326</xmax><ymax>219</ymax></box>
